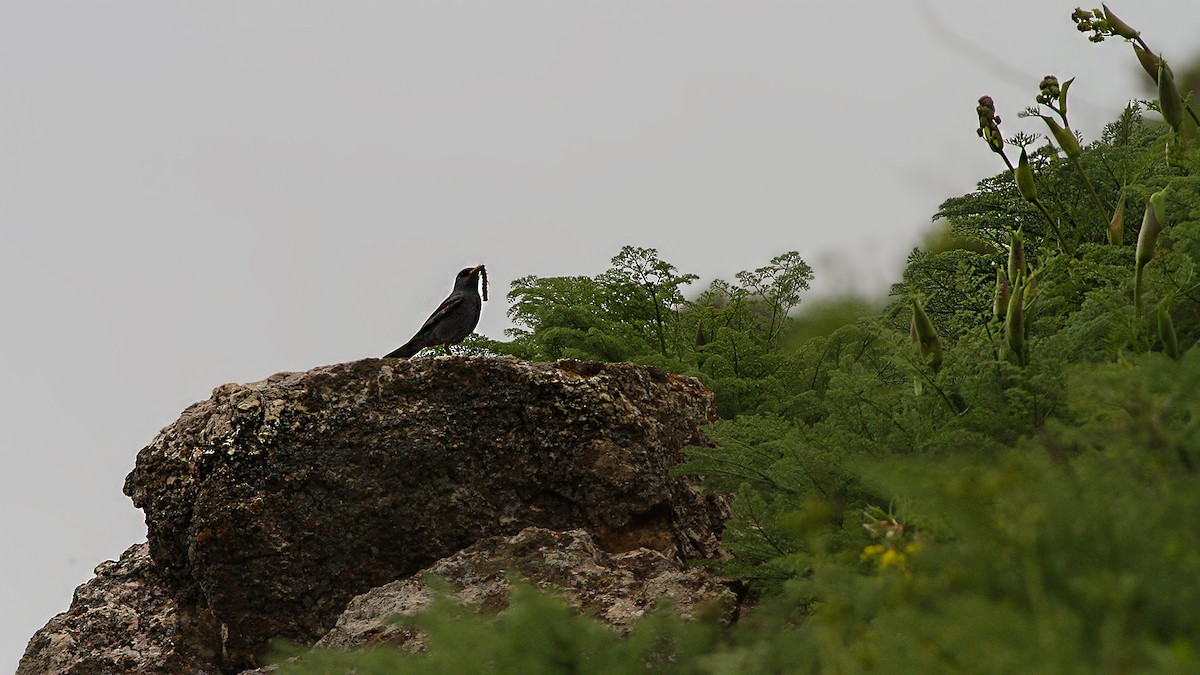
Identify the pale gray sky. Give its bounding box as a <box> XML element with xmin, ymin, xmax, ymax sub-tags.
<box><xmin>2</xmin><ymin>1</ymin><xmax>1195</xmax><ymax>668</ymax></box>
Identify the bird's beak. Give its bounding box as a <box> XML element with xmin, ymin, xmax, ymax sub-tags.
<box><xmin>473</xmin><ymin>264</ymin><xmax>488</xmax><ymax>301</ymax></box>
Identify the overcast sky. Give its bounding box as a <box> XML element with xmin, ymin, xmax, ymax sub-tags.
<box><xmin>2</xmin><ymin>1</ymin><xmax>1195</xmax><ymax>669</ymax></box>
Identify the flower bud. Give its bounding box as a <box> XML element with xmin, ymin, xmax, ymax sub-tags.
<box><xmin>1040</xmin><ymin>116</ymin><xmax>1082</xmax><ymax>158</ymax></box>
<box><xmin>1134</xmin><ymin>189</ymin><xmax>1167</xmax><ymax>313</ymax></box>
<box><xmin>910</xmin><ymin>297</ymin><xmax>943</xmax><ymax>372</ymax></box>
<box><xmin>1071</xmin><ymin>7</ymin><xmax>1106</xmax><ymax>41</ymax></box>
<box><xmin>1024</xmin><ymin>268</ymin><xmax>1039</xmax><ymax>299</ymax></box>
<box><xmin>977</xmin><ymin>96</ymin><xmax>1005</xmax><ymax>153</ymax></box>
<box><xmin>1133</xmin><ymin>44</ymin><xmax>1161</xmax><ymax>84</ymax></box>
<box><xmin>1108</xmin><ymin>194</ymin><xmax>1126</xmax><ymax>245</ymax></box>
<box><xmin>1135</xmin><ymin>190</ymin><xmax>1167</xmax><ymax>272</ymax></box>
<box><xmin>1015</xmin><ymin>148</ymin><xmax>1037</xmax><ymax>202</ymax></box>
<box><xmin>1005</xmin><ymin>277</ymin><xmax>1026</xmax><ymax>366</ymax></box>
<box><xmin>1037</xmin><ymin>75</ymin><xmax>1061</xmax><ymax>107</ymax></box>
<box><xmin>1007</xmin><ymin>230</ymin><xmax>1025</xmax><ymax>284</ymax></box>
<box><xmin>1157</xmin><ymin>304</ymin><xmax>1180</xmax><ymax>360</ymax></box>
<box><xmin>1158</xmin><ymin>60</ymin><xmax>1184</xmax><ymax>133</ymax></box>
<box><xmin>993</xmin><ymin>267</ymin><xmax>1010</xmax><ymax>322</ymax></box>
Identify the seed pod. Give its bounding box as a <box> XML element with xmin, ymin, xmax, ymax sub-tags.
<box><xmin>1158</xmin><ymin>59</ymin><xmax>1184</xmax><ymax>133</ymax></box>
<box><xmin>1136</xmin><ymin>190</ymin><xmax>1167</xmax><ymax>272</ymax></box>
<box><xmin>1157</xmin><ymin>304</ymin><xmax>1180</xmax><ymax>360</ymax></box>
<box><xmin>1005</xmin><ymin>277</ymin><xmax>1026</xmax><ymax>366</ymax></box>
<box><xmin>1040</xmin><ymin>115</ymin><xmax>1082</xmax><ymax>159</ymax></box>
<box><xmin>910</xmin><ymin>297</ymin><xmax>943</xmax><ymax>372</ymax></box>
<box><xmin>1007</xmin><ymin>230</ymin><xmax>1025</xmax><ymax>284</ymax></box>
<box><xmin>1102</xmin><ymin>5</ymin><xmax>1139</xmax><ymax>40</ymax></box>
<box><xmin>993</xmin><ymin>267</ymin><xmax>1010</xmax><ymax>322</ymax></box>
<box><xmin>1108</xmin><ymin>194</ymin><xmax>1126</xmax><ymax>245</ymax></box>
<box><xmin>1015</xmin><ymin>148</ymin><xmax>1037</xmax><ymax>202</ymax></box>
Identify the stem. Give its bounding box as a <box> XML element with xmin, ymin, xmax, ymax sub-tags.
<box><xmin>857</xmin><ymin>392</ymin><xmax>908</xmax><ymax>435</ymax></box>
<box><xmin>810</xmin><ymin>340</ymin><xmax>833</xmax><ymax>390</ymax></box>
<box><xmin>744</xmin><ymin>499</ymin><xmax>791</xmax><ymax>558</ymax></box>
<box><xmin>1187</xmin><ymin>105</ymin><xmax>1200</xmax><ymax>128</ymax></box>
<box><xmin>647</xmin><ymin>284</ymin><xmax>667</xmax><ymax>357</ymax></box>
<box><xmin>729</xmin><ymin>333</ymin><xmax>741</xmax><ymax>377</ymax></box>
<box><xmin>1134</xmin><ymin>267</ymin><xmax>1144</xmax><ymax>313</ymax></box>
<box><xmin>997</xmin><ymin>150</ymin><xmax>1015</xmax><ymax>173</ymax></box>
<box><xmin>916</xmin><ymin>367</ymin><xmax>964</xmax><ymax>414</ymax></box>
<box><xmin>1032</xmin><ymin>198</ymin><xmax>1074</xmax><ymax>255</ymax></box>
<box><xmin>983</xmin><ymin>321</ymin><xmax>1004</xmax><ymax>377</ymax></box>
<box><xmin>1069</xmin><ymin>155</ymin><xmax>1111</xmax><ymax>222</ymax></box>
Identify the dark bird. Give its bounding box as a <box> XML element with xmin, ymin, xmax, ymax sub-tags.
<box><xmin>385</xmin><ymin>264</ymin><xmax>487</xmax><ymax>358</ymax></box>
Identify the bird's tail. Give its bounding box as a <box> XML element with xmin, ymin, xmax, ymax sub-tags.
<box><xmin>384</xmin><ymin>341</ymin><xmax>421</xmax><ymax>359</ymax></box>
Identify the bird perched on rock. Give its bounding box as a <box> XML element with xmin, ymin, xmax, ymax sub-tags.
<box><xmin>385</xmin><ymin>264</ymin><xmax>487</xmax><ymax>358</ymax></box>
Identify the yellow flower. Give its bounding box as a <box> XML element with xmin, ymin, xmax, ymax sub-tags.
<box><xmin>879</xmin><ymin>549</ymin><xmax>907</xmax><ymax>570</ymax></box>
<box><xmin>861</xmin><ymin>544</ymin><xmax>886</xmax><ymax>561</ymax></box>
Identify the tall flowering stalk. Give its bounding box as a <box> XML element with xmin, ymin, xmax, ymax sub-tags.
<box><xmin>1030</xmin><ymin>74</ymin><xmax>1111</xmax><ymax>223</ymax></box>
<box><xmin>977</xmin><ymin>96</ymin><xmax>1073</xmax><ymax>254</ymax></box>
<box><xmin>1073</xmin><ymin>5</ymin><xmax>1200</xmax><ymax>130</ymax></box>
<box><xmin>1015</xmin><ymin>148</ymin><xmax>1072</xmax><ymax>253</ymax></box>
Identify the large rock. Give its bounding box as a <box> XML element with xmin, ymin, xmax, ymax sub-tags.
<box><xmin>17</xmin><ymin>543</ymin><xmax>221</xmax><ymax>675</ymax></box>
<box><xmin>316</xmin><ymin>526</ymin><xmax>737</xmax><ymax>653</ymax></box>
<box><xmin>117</xmin><ymin>356</ymin><xmax>727</xmax><ymax>671</ymax></box>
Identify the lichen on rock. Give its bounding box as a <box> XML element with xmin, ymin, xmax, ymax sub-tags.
<box><xmin>23</xmin><ymin>356</ymin><xmax>730</xmax><ymax>674</ymax></box>
<box><xmin>21</xmin><ymin>355</ymin><xmax>729</xmax><ymax>667</ymax></box>
<box><xmin>17</xmin><ymin>543</ymin><xmax>221</xmax><ymax>675</ymax></box>
<box><xmin>314</xmin><ymin>526</ymin><xmax>737</xmax><ymax>653</ymax></box>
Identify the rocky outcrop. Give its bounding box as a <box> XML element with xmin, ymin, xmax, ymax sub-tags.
<box><xmin>17</xmin><ymin>543</ymin><xmax>220</xmax><ymax>675</ymax></box>
<box><xmin>315</xmin><ymin>526</ymin><xmax>737</xmax><ymax>652</ymax></box>
<box><xmin>21</xmin><ymin>357</ymin><xmax>729</xmax><ymax>674</ymax></box>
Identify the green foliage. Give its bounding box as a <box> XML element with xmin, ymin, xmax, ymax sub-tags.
<box><xmin>274</xmin><ymin>581</ymin><xmax>722</xmax><ymax>674</ymax></box>
<box><xmin>482</xmin><ymin>245</ymin><xmax>817</xmax><ymax>418</ymax></box>
<box><xmin>279</xmin><ymin>6</ymin><xmax>1200</xmax><ymax>673</ymax></box>
<box><xmin>492</xmin><ymin>247</ymin><xmax>700</xmax><ymax>363</ymax></box>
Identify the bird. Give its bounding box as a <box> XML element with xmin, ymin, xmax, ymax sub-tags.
<box><xmin>385</xmin><ymin>264</ymin><xmax>487</xmax><ymax>358</ymax></box>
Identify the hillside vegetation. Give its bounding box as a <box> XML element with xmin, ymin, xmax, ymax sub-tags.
<box><xmin>280</xmin><ymin>7</ymin><xmax>1200</xmax><ymax>673</ymax></box>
